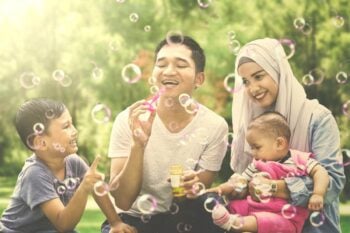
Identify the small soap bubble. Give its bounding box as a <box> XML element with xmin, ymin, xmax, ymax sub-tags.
<box><xmin>169</xmin><ymin>202</ymin><xmax>180</xmax><ymax>215</ymax></box>
<box><xmin>108</xmin><ymin>40</ymin><xmax>121</xmax><ymax>52</ymax></box>
<box><xmin>277</xmin><ymin>38</ymin><xmax>296</xmax><ymax>60</ymax></box>
<box><xmin>56</xmin><ymin>185</ymin><xmax>67</xmax><ymax>195</ymax></box>
<box><xmin>52</xmin><ymin>69</ymin><xmax>65</xmax><ymax>82</ymax></box>
<box><xmin>228</xmin><ymin>40</ymin><xmax>241</xmax><ymax>55</ymax></box>
<box><xmin>92</xmin><ymin>67</ymin><xmax>103</xmax><ymax>81</ymax></box>
<box><xmin>144</xmin><ymin>25</ymin><xmax>151</xmax><ymax>32</ymax></box>
<box><xmin>166</xmin><ymin>30</ymin><xmax>184</xmax><ymax>45</ymax></box>
<box><xmin>91</xmin><ymin>103</ymin><xmax>112</xmax><ymax>124</ymax></box>
<box><xmin>185</xmin><ymin>158</ymin><xmax>198</xmax><ymax>171</ymax></box>
<box><xmin>335</xmin><ymin>71</ymin><xmax>348</xmax><ymax>84</ymax></box>
<box><xmin>94</xmin><ymin>180</ymin><xmax>109</xmax><ymax>196</ymax></box>
<box><xmin>197</xmin><ymin>0</ymin><xmax>212</xmax><ymax>9</ymax></box>
<box><xmin>281</xmin><ymin>204</ymin><xmax>297</xmax><ymax>219</ymax></box>
<box><xmin>178</xmin><ymin>93</ymin><xmax>192</xmax><ymax>107</ymax></box>
<box><xmin>140</xmin><ymin>214</ymin><xmax>152</xmax><ymax>223</ymax></box>
<box><xmin>309</xmin><ymin>211</ymin><xmax>325</xmax><ymax>227</ymax></box>
<box><xmin>136</xmin><ymin>194</ymin><xmax>158</xmax><ymax>214</ymax></box>
<box><xmin>224</xmin><ymin>73</ymin><xmax>243</xmax><ymax>93</ymax></box>
<box><xmin>301</xmin><ymin>23</ymin><xmax>313</xmax><ymax>35</ymax></box>
<box><xmin>293</xmin><ymin>17</ymin><xmax>306</xmax><ymax>30</ymax></box>
<box><xmin>121</xmin><ymin>63</ymin><xmax>142</xmax><ymax>84</ymax></box>
<box><xmin>45</xmin><ymin>109</ymin><xmax>55</xmax><ymax>119</ymax></box>
<box><xmin>64</xmin><ymin>177</ymin><xmax>78</xmax><ymax>190</ymax></box>
<box><xmin>33</xmin><ymin>123</ymin><xmax>45</xmax><ymax>135</ymax></box>
<box><xmin>309</xmin><ymin>68</ymin><xmax>325</xmax><ymax>85</ymax></box>
<box><xmin>129</xmin><ymin>13</ymin><xmax>139</xmax><ymax>23</ymax></box>
<box><xmin>342</xmin><ymin>100</ymin><xmax>350</xmax><ymax>118</ymax></box>
<box><xmin>192</xmin><ymin>182</ymin><xmax>206</xmax><ymax>196</ymax></box>
<box><xmin>332</xmin><ymin>15</ymin><xmax>345</xmax><ymax>28</ymax></box>
<box><xmin>203</xmin><ymin>197</ymin><xmax>219</xmax><ymax>213</ymax></box>
<box><xmin>302</xmin><ymin>74</ymin><xmax>314</xmax><ymax>86</ymax></box>
<box><xmin>58</xmin><ymin>75</ymin><xmax>72</xmax><ymax>87</ymax></box>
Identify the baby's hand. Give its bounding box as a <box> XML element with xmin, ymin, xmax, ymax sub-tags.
<box><xmin>308</xmin><ymin>193</ymin><xmax>324</xmax><ymax>211</ymax></box>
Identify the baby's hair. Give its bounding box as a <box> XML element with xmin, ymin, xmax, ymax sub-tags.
<box><xmin>14</xmin><ymin>98</ymin><xmax>66</xmax><ymax>151</ymax></box>
<box><xmin>247</xmin><ymin>111</ymin><xmax>291</xmax><ymax>142</ymax></box>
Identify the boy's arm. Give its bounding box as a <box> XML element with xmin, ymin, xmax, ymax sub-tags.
<box><xmin>307</xmin><ymin>164</ymin><xmax>330</xmax><ymax>211</ymax></box>
<box><xmin>40</xmin><ymin>157</ymin><xmax>102</xmax><ymax>232</ymax></box>
<box><xmin>93</xmin><ymin>194</ymin><xmax>137</xmax><ymax>232</ymax></box>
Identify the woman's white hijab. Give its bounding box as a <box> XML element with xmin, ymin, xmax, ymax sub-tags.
<box><xmin>231</xmin><ymin>38</ymin><xmax>319</xmax><ymax>173</ymax></box>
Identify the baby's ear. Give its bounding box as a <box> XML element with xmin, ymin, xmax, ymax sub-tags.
<box><xmin>276</xmin><ymin>136</ymin><xmax>288</xmax><ymax>149</ymax></box>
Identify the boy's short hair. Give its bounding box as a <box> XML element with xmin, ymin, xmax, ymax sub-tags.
<box><xmin>154</xmin><ymin>35</ymin><xmax>206</xmax><ymax>73</ymax></box>
<box><xmin>14</xmin><ymin>98</ymin><xmax>66</xmax><ymax>151</ymax></box>
<box><xmin>247</xmin><ymin>111</ymin><xmax>291</xmax><ymax>142</ymax></box>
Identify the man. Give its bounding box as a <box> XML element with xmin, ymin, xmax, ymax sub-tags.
<box><xmin>101</xmin><ymin>34</ymin><xmax>228</xmax><ymax>233</ymax></box>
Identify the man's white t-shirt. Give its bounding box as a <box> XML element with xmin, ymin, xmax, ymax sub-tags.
<box><xmin>108</xmin><ymin>104</ymin><xmax>228</xmax><ymax>216</ymax></box>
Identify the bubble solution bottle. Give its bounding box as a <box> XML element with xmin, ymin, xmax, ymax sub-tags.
<box><xmin>169</xmin><ymin>164</ymin><xmax>185</xmax><ymax>200</ymax></box>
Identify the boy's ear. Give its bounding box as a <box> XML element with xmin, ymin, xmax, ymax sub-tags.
<box><xmin>194</xmin><ymin>72</ymin><xmax>205</xmax><ymax>89</ymax></box>
<box><xmin>33</xmin><ymin>135</ymin><xmax>47</xmax><ymax>151</ymax></box>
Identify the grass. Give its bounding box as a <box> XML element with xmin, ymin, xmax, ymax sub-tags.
<box><xmin>0</xmin><ymin>176</ymin><xmax>349</xmax><ymax>232</ymax></box>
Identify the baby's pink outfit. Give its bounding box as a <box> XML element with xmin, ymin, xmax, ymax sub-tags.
<box><xmin>228</xmin><ymin>149</ymin><xmax>311</xmax><ymax>233</ymax></box>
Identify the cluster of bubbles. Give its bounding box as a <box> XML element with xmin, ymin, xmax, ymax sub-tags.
<box><xmin>25</xmin><ymin>110</ymin><xmax>55</xmax><ymax>150</ymax></box>
<box><xmin>301</xmin><ymin>68</ymin><xmax>325</xmax><ymax>86</ymax></box>
<box><xmin>227</xmin><ymin>30</ymin><xmax>240</xmax><ymax>55</ymax></box>
<box><xmin>54</xmin><ymin>177</ymin><xmax>81</xmax><ymax>195</ymax></box>
<box><xmin>293</xmin><ymin>17</ymin><xmax>313</xmax><ymax>35</ymax></box>
<box><xmin>52</xmin><ymin>69</ymin><xmax>73</xmax><ymax>87</ymax></box>
<box><xmin>178</xmin><ymin>93</ymin><xmax>199</xmax><ymax>115</ymax></box>
<box><xmin>19</xmin><ymin>72</ymin><xmax>40</xmax><ymax>89</ymax></box>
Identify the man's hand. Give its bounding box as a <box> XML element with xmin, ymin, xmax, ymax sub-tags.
<box><xmin>109</xmin><ymin>221</ymin><xmax>138</xmax><ymax>233</ymax></box>
<box><xmin>128</xmin><ymin>100</ymin><xmax>156</xmax><ymax>146</ymax></box>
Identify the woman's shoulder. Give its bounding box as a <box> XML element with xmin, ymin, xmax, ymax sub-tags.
<box><xmin>309</xmin><ymin>100</ymin><xmax>333</xmax><ymax>120</ymax></box>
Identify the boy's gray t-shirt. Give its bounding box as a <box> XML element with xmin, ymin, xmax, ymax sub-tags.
<box><xmin>0</xmin><ymin>154</ymin><xmax>88</xmax><ymax>233</ymax></box>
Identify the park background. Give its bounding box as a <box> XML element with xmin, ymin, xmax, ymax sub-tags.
<box><xmin>0</xmin><ymin>0</ymin><xmax>349</xmax><ymax>232</ymax></box>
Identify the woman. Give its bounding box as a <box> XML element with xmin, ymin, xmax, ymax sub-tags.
<box><xmin>231</xmin><ymin>38</ymin><xmax>345</xmax><ymax>232</ymax></box>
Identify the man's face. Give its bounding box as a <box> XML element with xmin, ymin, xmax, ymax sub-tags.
<box><xmin>152</xmin><ymin>44</ymin><xmax>203</xmax><ymax>99</ymax></box>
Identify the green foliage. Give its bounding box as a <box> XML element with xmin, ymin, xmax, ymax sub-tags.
<box><xmin>0</xmin><ymin>0</ymin><xmax>349</xmax><ymax>182</ymax></box>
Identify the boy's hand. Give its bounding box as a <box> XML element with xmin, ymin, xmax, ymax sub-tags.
<box><xmin>109</xmin><ymin>221</ymin><xmax>138</xmax><ymax>233</ymax></box>
<box><xmin>308</xmin><ymin>194</ymin><xmax>324</xmax><ymax>211</ymax></box>
<box><xmin>81</xmin><ymin>156</ymin><xmax>104</xmax><ymax>193</ymax></box>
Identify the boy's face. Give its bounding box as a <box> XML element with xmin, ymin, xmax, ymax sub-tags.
<box><xmin>42</xmin><ymin>108</ymin><xmax>78</xmax><ymax>156</ymax></box>
<box><xmin>152</xmin><ymin>43</ymin><xmax>204</xmax><ymax>99</ymax></box>
<box><xmin>246</xmin><ymin>128</ymin><xmax>282</xmax><ymax>161</ymax></box>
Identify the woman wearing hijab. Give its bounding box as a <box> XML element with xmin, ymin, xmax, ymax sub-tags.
<box><xmin>231</xmin><ymin>38</ymin><xmax>345</xmax><ymax>233</ymax></box>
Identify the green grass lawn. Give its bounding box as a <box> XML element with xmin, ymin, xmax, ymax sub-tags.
<box><xmin>0</xmin><ymin>176</ymin><xmax>349</xmax><ymax>232</ymax></box>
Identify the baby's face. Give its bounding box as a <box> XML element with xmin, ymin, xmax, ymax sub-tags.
<box><xmin>246</xmin><ymin>129</ymin><xmax>280</xmax><ymax>161</ymax></box>
<box><xmin>44</xmin><ymin>109</ymin><xmax>78</xmax><ymax>156</ymax></box>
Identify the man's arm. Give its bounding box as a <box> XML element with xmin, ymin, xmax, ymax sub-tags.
<box><xmin>109</xmin><ymin>143</ymin><xmax>145</xmax><ymax>210</ymax></box>
<box><xmin>93</xmin><ymin>193</ymin><xmax>137</xmax><ymax>232</ymax></box>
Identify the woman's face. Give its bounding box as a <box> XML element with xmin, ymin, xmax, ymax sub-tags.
<box><xmin>238</xmin><ymin>62</ymin><xmax>278</xmax><ymax>109</ymax></box>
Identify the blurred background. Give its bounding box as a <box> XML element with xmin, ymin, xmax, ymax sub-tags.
<box><xmin>0</xmin><ymin>0</ymin><xmax>350</xmax><ymax>230</ymax></box>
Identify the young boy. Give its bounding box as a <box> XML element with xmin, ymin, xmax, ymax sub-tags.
<box><xmin>209</xmin><ymin>111</ymin><xmax>330</xmax><ymax>233</ymax></box>
<box><xmin>0</xmin><ymin>98</ymin><xmax>136</xmax><ymax>233</ymax></box>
